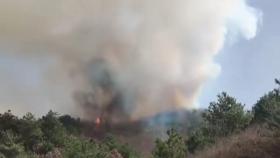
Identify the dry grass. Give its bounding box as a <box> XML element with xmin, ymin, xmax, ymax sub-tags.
<box><xmin>192</xmin><ymin>126</ymin><xmax>280</xmax><ymax>158</ymax></box>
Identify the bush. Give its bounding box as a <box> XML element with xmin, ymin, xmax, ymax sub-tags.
<box><xmin>39</xmin><ymin>140</ymin><xmax>55</xmax><ymax>154</ymax></box>
<box><xmin>192</xmin><ymin>127</ymin><xmax>280</xmax><ymax>158</ymax></box>
<box><xmin>203</xmin><ymin>92</ymin><xmax>252</xmax><ymax>137</ymax></box>
<box><xmin>19</xmin><ymin>113</ymin><xmax>43</xmax><ymax>152</ymax></box>
<box><xmin>40</xmin><ymin>111</ymin><xmax>67</xmax><ymax>147</ymax></box>
<box><xmin>187</xmin><ymin>127</ymin><xmax>214</xmax><ymax>153</ymax></box>
<box><xmin>0</xmin><ymin>110</ymin><xmax>20</xmax><ymax>134</ymax></box>
<box><xmin>63</xmin><ymin>136</ymin><xmax>109</xmax><ymax>158</ymax></box>
<box><xmin>187</xmin><ymin>92</ymin><xmax>252</xmax><ymax>153</ymax></box>
<box><xmin>0</xmin><ymin>130</ymin><xmax>36</xmax><ymax>158</ymax></box>
<box><xmin>103</xmin><ymin>134</ymin><xmax>140</xmax><ymax>158</ymax></box>
<box><xmin>253</xmin><ymin>86</ymin><xmax>280</xmax><ymax>124</ymax></box>
<box><xmin>266</xmin><ymin>108</ymin><xmax>280</xmax><ymax>130</ymax></box>
<box><xmin>59</xmin><ymin>115</ymin><xmax>82</xmax><ymax>135</ymax></box>
<box><xmin>152</xmin><ymin>129</ymin><xmax>187</xmax><ymax>158</ymax></box>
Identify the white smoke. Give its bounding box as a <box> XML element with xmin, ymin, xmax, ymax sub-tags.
<box><xmin>0</xmin><ymin>0</ymin><xmax>261</xmax><ymax>119</ymax></box>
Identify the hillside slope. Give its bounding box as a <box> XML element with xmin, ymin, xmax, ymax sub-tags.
<box><xmin>192</xmin><ymin>127</ymin><xmax>280</xmax><ymax>158</ymax></box>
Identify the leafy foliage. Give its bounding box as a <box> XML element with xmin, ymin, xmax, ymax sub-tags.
<box><xmin>0</xmin><ymin>130</ymin><xmax>35</xmax><ymax>158</ymax></box>
<box><xmin>253</xmin><ymin>80</ymin><xmax>280</xmax><ymax>124</ymax></box>
<box><xmin>203</xmin><ymin>92</ymin><xmax>252</xmax><ymax>137</ymax></box>
<box><xmin>187</xmin><ymin>92</ymin><xmax>252</xmax><ymax>153</ymax></box>
<box><xmin>152</xmin><ymin>129</ymin><xmax>187</xmax><ymax>158</ymax></box>
<box><xmin>63</xmin><ymin>134</ymin><xmax>139</xmax><ymax>158</ymax></box>
<box><xmin>59</xmin><ymin>115</ymin><xmax>82</xmax><ymax>135</ymax></box>
<box><xmin>0</xmin><ymin>130</ymin><xmax>24</xmax><ymax>158</ymax></box>
<box><xmin>1</xmin><ymin>78</ymin><xmax>280</xmax><ymax>157</ymax></box>
<box><xmin>103</xmin><ymin>134</ymin><xmax>140</xmax><ymax>158</ymax></box>
<box><xmin>187</xmin><ymin>127</ymin><xmax>214</xmax><ymax>153</ymax></box>
<box><xmin>0</xmin><ymin>110</ymin><xmax>20</xmax><ymax>133</ymax></box>
<box><xmin>19</xmin><ymin>113</ymin><xmax>43</xmax><ymax>152</ymax></box>
<box><xmin>62</xmin><ymin>136</ymin><xmax>109</xmax><ymax>158</ymax></box>
<box><xmin>39</xmin><ymin>110</ymin><xmax>67</xmax><ymax>148</ymax></box>
<box><xmin>0</xmin><ymin>110</ymin><xmax>139</xmax><ymax>158</ymax></box>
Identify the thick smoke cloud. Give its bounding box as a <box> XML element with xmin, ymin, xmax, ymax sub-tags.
<box><xmin>0</xmin><ymin>0</ymin><xmax>261</xmax><ymax>120</ymax></box>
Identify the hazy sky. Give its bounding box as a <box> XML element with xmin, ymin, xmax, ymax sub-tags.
<box><xmin>200</xmin><ymin>0</ymin><xmax>280</xmax><ymax>108</ymax></box>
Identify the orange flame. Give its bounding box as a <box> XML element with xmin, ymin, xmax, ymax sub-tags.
<box><xmin>95</xmin><ymin>117</ymin><xmax>101</xmax><ymax>125</ymax></box>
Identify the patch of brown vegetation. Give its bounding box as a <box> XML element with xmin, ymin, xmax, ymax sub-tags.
<box><xmin>38</xmin><ymin>148</ymin><xmax>63</xmax><ymax>158</ymax></box>
<box><xmin>193</xmin><ymin>127</ymin><xmax>280</xmax><ymax>158</ymax></box>
<box><xmin>110</xmin><ymin>149</ymin><xmax>123</xmax><ymax>158</ymax></box>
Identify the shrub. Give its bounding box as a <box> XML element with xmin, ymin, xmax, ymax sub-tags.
<box><xmin>103</xmin><ymin>134</ymin><xmax>140</xmax><ymax>158</ymax></box>
<box><xmin>187</xmin><ymin>127</ymin><xmax>214</xmax><ymax>153</ymax></box>
<box><xmin>0</xmin><ymin>110</ymin><xmax>20</xmax><ymax>134</ymax></box>
<box><xmin>19</xmin><ymin>113</ymin><xmax>43</xmax><ymax>152</ymax></box>
<box><xmin>192</xmin><ymin>127</ymin><xmax>280</xmax><ymax>158</ymax></box>
<box><xmin>40</xmin><ymin>111</ymin><xmax>67</xmax><ymax>147</ymax></box>
<box><xmin>59</xmin><ymin>115</ymin><xmax>82</xmax><ymax>135</ymax></box>
<box><xmin>187</xmin><ymin>92</ymin><xmax>252</xmax><ymax>153</ymax></box>
<box><xmin>203</xmin><ymin>92</ymin><xmax>252</xmax><ymax>137</ymax></box>
<box><xmin>0</xmin><ymin>130</ymin><xmax>35</xmax><ymax>158</ymax></box>
<box><xmin>152</xmin><ymin>129</ymin><xmax>187</xmax><ymax>158</ymax></box>
<box><xmin>253</xmin><ymin>87</ymin><xmax>280</xmax><ymax>124</ymax></box>
<box><xmin>62</xmin><ymin>136</ymin><xmax>109</xmax><ymax>158</ymax></box>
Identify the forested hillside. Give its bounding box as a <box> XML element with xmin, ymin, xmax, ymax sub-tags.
<box><xmin>0</xmin><ymin>79</ymin><xmax>279</xmax><ymax>158</ymax></box>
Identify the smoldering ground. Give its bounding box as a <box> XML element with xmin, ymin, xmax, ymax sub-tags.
<box><xmin>0</xmin><ymin>0</ymin><xmax>261</xmax><ymax>123</ymax></box>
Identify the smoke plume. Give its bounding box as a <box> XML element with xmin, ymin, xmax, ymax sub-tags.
<box><xmin>0</xmin><ymin>0</ymin><xmax>261</xmax><ymax>120</ymax></box>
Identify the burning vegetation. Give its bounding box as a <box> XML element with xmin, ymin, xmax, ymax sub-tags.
<box><xmin>0</xmin><ymin>80</ymin><xmax>279</xmax><ymax>158</ymax></box>
<box><xmin>0</xmin><ymin>0</ymin><xmax>275</xmax><ymax>157</ymax></box>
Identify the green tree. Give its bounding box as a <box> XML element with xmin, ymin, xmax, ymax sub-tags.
<box><xmin>0</xmin><ymin>110</ymin><xmax>20</xmax><ymax>134</ymax></box>
<box><xmin>187</xmin><ymin>92</ymin><xmax>251</xmax><ymax>153</ymax></box>
<box><xmin>0</xmin><ymin>111</ymin><xmax>38</xmax><ymax>157</ymax></box>
<box><xmin>40</xmin><ymin>111</ymin><xmax>66</xmax><ymax>149</ymax></box>
<box><xmin>152</xmin><ymin>129</ymin><xmax>187</xmax><ymax>158</ymax></box>
<box><xmin>253</xmin><ymin>79</ymin><xmax>280</xmax><ymax>123</ymax></box>
<box><xmin>19</xmin><ymin>113</ymin><xmax>43</xmax><ymax>152</ymax></box>
<box><xmin>203</xmin><ymin>92</ymin><xmax>251</xmax><ymax>137</ymax></box>
<box><xmin>103</xmin><ymin>134</ymin><xmax>140</xmax><ymax>158</ymax></box>
<box><xmin>0</xmin><ymin>130</ymin><xmax>23</xmax><ymax>158</ymax></box>
<box><xmin>59</xmin><ymin>115</ymin><xmax>82</xmax><ymax>135</ymax></box>
<box><xmin>0</xmin><ymin>130</ymin><xmax>35</xmax><ymax>158</ymax></box>
<box><xmin>63</xmin><ymin>136</ymin><xmax>109</xmax><ymax>158</ymax></box>
<box><xmin>187</xmin><ymin>127</ymin><xmax>214</xmax><ymax>153</ymax></box>
<box><xmin>266</xmin><ymin>107</ymin><xmax>280</xmax><ymax>131</ymax></box>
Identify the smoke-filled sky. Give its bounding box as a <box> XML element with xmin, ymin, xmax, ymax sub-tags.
<box><xmin>0</xmin><ymin>0</ymin><xmax>276</xmax><ymax>119</ymax></box>
<box><xmin>199</xmin><ymin>0</ymin><xmax>280</xmax><ymax>109</ymax></box>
